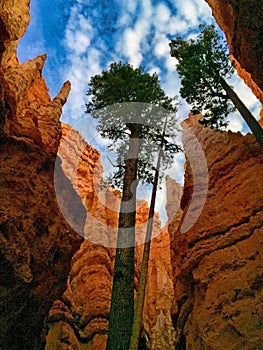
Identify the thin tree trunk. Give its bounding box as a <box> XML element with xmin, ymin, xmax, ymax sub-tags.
<box><xmin>107</xmin><ymin>124</ymin><xmax>141</xmax><ymax>350</ymax></box>
<box><xmin>129</xmin><ymin>117</ymin><xmax>168</xmax><ymax>350</ymax></box>
<box><xmin>219</xmin><ymin>76</ymin><xmax>263</xmax><ymax>149</ymax></box>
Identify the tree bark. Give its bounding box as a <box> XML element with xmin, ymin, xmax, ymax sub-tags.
<box><xmin>106</xmin><ymin>124</ymin><xmax>141</xmax><ymax>350</ymax></box>
<box><xmin>129</xmin><ymin>117</ymin><xmax>167</xmax><ymax>350</ymax></box>
<box><xmin>219</xmin><ymin>76</ymin><xmax>263</xmax><ymax>149</ymax></box>
<box><xmin>129</xmin><ymin>158</ymin><xmax>159</xmax><ymax>350</ymax></box>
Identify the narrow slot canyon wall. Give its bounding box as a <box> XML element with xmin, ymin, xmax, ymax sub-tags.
<box><xmin>0</xmin><ymin>1</ymin><xmax>84</xmax><ymax>349</ymax></box>
<box><xmin>169</xmin><ymin>114</ymin><xmax>263</xmax><ymax>349</ymax></box>
<box><xmin>1</xmin><ymin>1</ymin><xmax>263</xmax><ymax>349</ymax></box>
<box><xmin>167</xmin><ymin>2</ymin><xmax>263</xmax><ymax>347</ymax></box>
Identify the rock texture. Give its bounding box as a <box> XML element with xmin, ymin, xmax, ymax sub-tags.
<box><xmin>0</xmin><ymin>2</ymin><xmax>71</xmax><ymax>154</ymax></box>
<box><xmin>0</xmin><ymin>2</ymin><xmax>84</xmax><ymax>349</ymax></box>
<box><xmin>0</xmin><ymin>139</ymin><xmax>84</xmax><ymax>350</ymax></box>
<box><xmin>205</xmin><ymin>0</ymin><xmax>263</xmax><ymax>120</ymax></box>
<box><xmin>169</xmin><ymin>113</ymin><xmax>263</xmax><ymax>349</ymax></box>
<box><xmin>45</xmin><ymin>224</ymin><xmax>175</xmax><ymax>350</ymax></box>
<box><xmin>2</xmin><ymin>1</ymin><xmax>263</xmax><ymax>349</ymax></box>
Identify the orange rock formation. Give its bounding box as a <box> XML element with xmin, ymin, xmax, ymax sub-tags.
<box><xmin>170</xmin><ymin>114</ymin><xmax>263</xmax><ymax>349</ymax></box>
<box><xmin>0</xmin><ymin>2</ymin><xmax>84</xmax><ymax>349</ymax></box>
<box><xmin>1</xmin><ymin>1</ymin><xmax>263</xmax><ymax>349</ymax></box>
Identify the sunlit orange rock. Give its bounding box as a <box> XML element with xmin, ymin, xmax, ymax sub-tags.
<box><xmin>170</xmin><ymin>113</ymin><xmax>263</xmax><ymax>349</ymax></box>
<box><xmin>0</xmin><ymin>0</ymin><xmax>71</xmax><ymax>154</ymax></box>
<box><xmin>0</xmin><ymin>2</ymin><xmax>84</xmax><ymax>349</ymax></box>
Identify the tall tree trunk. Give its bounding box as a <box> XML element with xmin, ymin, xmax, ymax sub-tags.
<box><xmin>219</xmin><ymin>76</ymin><xmax>263</xmax><ymax>149</ymax></box>
<box><xmin>129</xmin><ymin>117</ymin><xmax>167</xmax><ymax>350</ymax></box>
<box><xmin>106</xmin><ymin>124</ymin><xmax>141</xmax><ymax>350</ymax></box>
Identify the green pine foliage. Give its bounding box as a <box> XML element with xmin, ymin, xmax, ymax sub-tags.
<box><xmin>170</xmin><ymin>24</ymin><xmax>235</xmax><ymax>128</ymax></box>
<box><xmin>86</xmin><ymin>61</ymin><xmax>181</xmax><ymax>188</ymax></box>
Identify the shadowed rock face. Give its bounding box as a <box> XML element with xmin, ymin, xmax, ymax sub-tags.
<box><xmin>45</xmin><ymin>223</ymin><xmax>176</xmax><ymax>350</ymax></box>
<box><xmin>0</xmin><ymin>1</ymin><xmax>84</xmax><ymax>349</ymax></box>
<box><xmin>205</xmin><ymin>0</ymin><xmax>263</xmax><ymax>92</ymax></box>
<box><xmin>170</xmin><ymin>114</ymin><xmax>263</xmax><ymax>349</ymax></box>
<box><xmin>205</xmin><ymin>0</ymin><xmax>263</xmax><ymax>120</ymax></box>
<box><xmin>0</xmin><ymin>139</ymin><xmax>85</xmax><ymax>349</ymax></box>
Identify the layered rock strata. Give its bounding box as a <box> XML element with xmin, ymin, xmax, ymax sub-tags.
<box><xmin>170</xmin><ymin>113</ymin><xmax>263</xmax><ymax>349</ymax></box>
<box><xmin>0</xmin><ymin>1</ymin><xmax>84</xmax><ymax>349</ymax></box>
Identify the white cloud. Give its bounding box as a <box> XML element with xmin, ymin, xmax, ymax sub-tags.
<box><xmin>226</xmin><ymin>113</ymin><xmax>244</xmax><ymax>133</ymax></box>
<box><xmin>166</xmin><ymin>16</ymin><xmax>188</xmax><ymax>35</ymax></box>
<box><xmin>176</xmin><ymin>0</ymin><xmax>198</xmax><ymax>24</ymax></box>
<box><xmin>118</xmin><ymin>13</ymin><xmax>132</xmax><ymax>27</ymax></box>
<box><xmin>142</xmin><ymin>0</ymin><xmax>154</xmax><ymax>19</ymax></box>
<box><xmin>86</xmin><ymin>48</ymin><xmax>102</xmax><ymax>76</ymax></box>
<box><xmin>154</xmin><ymin>35</ymin><xmax>169</xmax><ymax>57</ymax></box>
<box><xmin>161</xmin><ymin>70</ymin><xmax>181</xmax><ymax>97</ymax></box>
<box><xmin>147</xmin><ymin>66</ymin><xmax>161</xmax><ymax>75</ymax></box>
<box><xmin>166</xmin><ymin>55</ymin><xmax>177</xmax><ymax>72</ymax></box>
<box><xmin>155</xmin><ymin>3</ymin><xmax>171</xmax><ymax>25</ymax></box>
<box><xmin>60</xmin><ymin>2</ymin><xmax>104</xmax><ymax>121</ymax></box>
<box><xmin>195</xmin><ymin>0</ymin><xmax>213</xmax><ymax>21</ymax></box>
<box><xmin>122</xmin><ymin>0</ymin><xmax>154</xmax><ymax>66</ymax></box>
<box><xmin>62</xmin><ymin>47</ymin><xmax>103</xmax><ymax>120</ymax></box>
<box><xmin>127</xmin><ymin>1</ymin><xmax>138</xmax><ymax>14</ymax></box>
<box><xmin>65</xmin><ymin>29</ymin><xmax>91</xmax><ymax>55</ymax></box>
<box><xmin>78</xmin><ymin>14</ymin><xmax>93</xmax><ymax>31</ymax></box>
<box><xmin>175</xmin><ymin>0</ymin><xmax>212</xmax><ymax>26</ymax></box>
<box><xmin>63</xmin><ymin>6</ymin><xmax>93</xmax><ymax>55</ymax></box>
<box><xmin>123</xmin><ymin>28</ymin><xmax>143</xmax><ymax>67</ymax></box>
<box><xmin>152</xmin><ymin>32</ymin><xmax>178</xmax><ymax>73</ymax></box>
<box><xmin>121</xmin><ymin>18</ymin><xmax>150</xmax><ymax>66</ymax></box>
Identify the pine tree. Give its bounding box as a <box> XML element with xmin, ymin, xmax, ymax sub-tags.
<box><xmin>169</xmin><ymin>24</ymin><xmax>263</xmax><ymax>148</ymax></box>
<box><xmin>86</xmin><ymin>62</ymin><xmax>181</xmax><ymax>350</ymax></box>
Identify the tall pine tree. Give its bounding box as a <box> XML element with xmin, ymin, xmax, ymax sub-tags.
<box><xmin>86</xmin><ymin>62</ymin><xmax>181</xmax><ymax>350</ymax></box>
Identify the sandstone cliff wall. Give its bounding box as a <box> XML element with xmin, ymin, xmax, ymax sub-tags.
<box><xmin>0</xmin><ymin>2</ymin><xmax>84</xmax><ymax>349</ymax></box>
<box><xmin>169</xmin><ymin>114</ymin><xmax>263</xmax><ymax>349</ymax></box>
<box><xmin>2</xmin><ymin>1</ymin><xmax>263</xmax><ymax>349</ymax></box>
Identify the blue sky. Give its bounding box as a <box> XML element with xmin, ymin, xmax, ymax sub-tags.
<box><xmin>18</xmin><ymin>0</ymin><xmax>261</xmax><ymax>131</ymax></box>
<box><xmin>17</xmin><ymin>0</ymin><xmax>262</xmax><ymax>225</ymax></box>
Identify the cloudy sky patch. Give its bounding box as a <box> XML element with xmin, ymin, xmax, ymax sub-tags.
<box><xmin>18</xmin><ymin>0</ymin><xmax>261</xmax><ymax>127</ymax></box>
<box><xmin>17</xmin><ymin>0</ymin><xmax>262</xmax><ymax>224</ymax></box>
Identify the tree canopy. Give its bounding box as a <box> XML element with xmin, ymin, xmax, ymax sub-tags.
<box><xmin>169</xmin><ymin>25</ymin><xmax>263</xmax><ymax>148</ymax></box>
<box><xmin>86</xmin><ymin>61</ymin><xmax>181</xmax><ymax>187</ymax></box>
<box><xmin>170</xmin><ymin>24</ymin><xmax>235</xmax><ymax>128</ymax></box>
